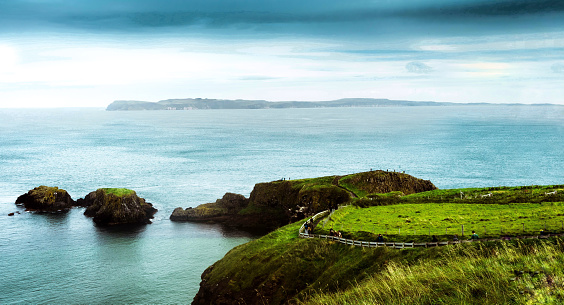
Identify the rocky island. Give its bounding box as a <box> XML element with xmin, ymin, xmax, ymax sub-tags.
<box><xmin>14</xmin><ymin>186</ymin><xmax>157</xmax><ymax>226</ymax></box>
<box><xmin>15</xmin><ymin>186</ymin><xmax>76</xmax><ymax>213</ymax></box>
<box><xmin>82</xmin><ymin>188</ymin><xmax>157</xmax><ymax>225</ymax></box>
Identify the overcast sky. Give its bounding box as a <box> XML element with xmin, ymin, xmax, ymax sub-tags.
<box><xmin>1</xmin><ymin>0</ymin><xmax>563</xmax><ymax>107</ymax></box>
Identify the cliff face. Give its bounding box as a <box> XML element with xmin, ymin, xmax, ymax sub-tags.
<box><xmin>339</xmin><ymin>170</ymin><xmax>437</xmax><ymax>195</ymax></box>
<box><xmin>83</xmin><ymin>189</ymin><xmax>157</xmax><ymax>225</ymax></box>
<box><xmin>15</xmin><ymin>186</ymin><xmax>75</xmax><ymax>213</ymax></box>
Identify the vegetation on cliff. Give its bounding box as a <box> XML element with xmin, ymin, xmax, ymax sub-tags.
<box><xmin>302</xmin><ymin>239</ymin><xmax>564</xmax><ymax>305</ymax></box>
<box><xmin>15</xmin><ymin>185</ymin><xmax>75</xmax><ymax>212</ymax></box>
<box><xmin>192</xmin><ymin>185</ymin><xmax>564</xmax><ymax>305</ymax></box>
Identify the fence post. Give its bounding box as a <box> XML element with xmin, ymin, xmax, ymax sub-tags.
<box><xmin>461</xmin><ymin>224</ymin><xmax>464</xmax><ymax>236</ymax></box>
<box><xmin>398</xmin><ymin>227</ymin><xmax>401</xmax><ymax>235</ymax></box>
<box><xmin>428</xmin><ymin>227</ymin><xmax>431</xmax><ymax>236</ymax></box>
<box><xmin>445</xmin><ymin>227</ymin><xmax>448</xmax><ymax>235</ymax></box>
<box><xmin>522</xmin><ymin>223</ymin><xmax>525</xmax><ymax>234</ymax></box>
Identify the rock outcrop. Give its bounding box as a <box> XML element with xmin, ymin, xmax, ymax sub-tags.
<box><xmin>82</xmin><ymin>188</ymin><xmax>157</xmax><ymax>225</ymax></box>
<box><xmin>171</xmin><ymin>170</ymin><xmax>437</xmax><ymax>232</ymax></box>
<box><xmin>15</xmin><ymin>186</ymin><xmax>75</xmax><ymax>213</ymax></box>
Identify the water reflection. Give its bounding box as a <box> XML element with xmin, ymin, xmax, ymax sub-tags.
<box><xmin>34</xmin><ymin>210</ymin><xmax>71</xmax><ymax>229</ymax></box>
<box><xmin>169</xmin><ymin>220</ymin><xmax>265</xmax><ymax>239</ymax></box>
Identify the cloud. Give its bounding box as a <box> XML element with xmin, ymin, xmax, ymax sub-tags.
<box><xmin>1</xmin><ymin>0</ymin><xmax>563</xmax><ymax>39</ymax></box>
<box><xmin>551</xmin><ymin>63</ymin><xmax>564</xmax><ymax>73</ymax></box>
<box><xmin>406</xmin><ymin>61</ymin><xmax>433</xmax><ymax>73</ymax></box>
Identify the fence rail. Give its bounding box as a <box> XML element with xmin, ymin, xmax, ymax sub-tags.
<box><xmin>298</xmin><ymin>232</ymin><xmax>562</xmax><ymax>248</ymax></box>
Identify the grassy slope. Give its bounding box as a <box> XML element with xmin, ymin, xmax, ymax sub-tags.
<box><xmin>301</xmin><ymin>239</ymin><xmax>564</xmax><ymax>305</ymax></box>
<box><xmin>199</xmin><ymin>220</ymin><xmax>449</xmax><ymax>304</ymax></box>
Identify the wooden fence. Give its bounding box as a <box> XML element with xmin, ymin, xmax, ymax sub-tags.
<box><xmin>298</xmin><ymin>232</ymin><xmax>562</xmax><ymax>248</ymax></box>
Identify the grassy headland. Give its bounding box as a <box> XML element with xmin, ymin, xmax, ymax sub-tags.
<box><xmin>192</xmin><ymin>182</ymin><xmax>564</xmax><ymax>305</ymax></box>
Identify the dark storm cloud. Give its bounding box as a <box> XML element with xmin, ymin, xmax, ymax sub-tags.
<box><xmin>1</xmin><ymin>0</ymin><xmax>563</xmax><ymax>37</ymax></box>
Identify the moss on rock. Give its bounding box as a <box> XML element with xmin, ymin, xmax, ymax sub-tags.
<box><xmin>82</xmin><ymin>188</ymin><xmax>157</xmax><ymax>225</ymax></box>
<box><xmin>15</xmin><ymin>186</ymin><xmax>75</xmax><ymax>213</ymax></box>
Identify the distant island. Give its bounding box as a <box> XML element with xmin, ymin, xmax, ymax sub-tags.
<box><xmin>106</xmin><ymin>98</ymin><xmax>561</xmax><ymax>111</ymax></box>
<box><xmin>107</xmin><ymin>98</ymin><xmax>468</xmax><ymax>111</ymax></box>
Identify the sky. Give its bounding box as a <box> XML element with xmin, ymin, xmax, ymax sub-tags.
<box><xmin>1</xmin><ymin>0</ymin><xmax>563</xmax><ymax>107</ymax></box>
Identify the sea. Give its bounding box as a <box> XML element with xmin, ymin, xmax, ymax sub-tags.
<box><xmin>1</xmin><ymin>105</ymin><xmax>563</xmax><ymax>304</ymax></box>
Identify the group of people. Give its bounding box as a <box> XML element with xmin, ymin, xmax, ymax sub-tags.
<box><xmin>328</xmin><ymin>228</ymin><xmax>343</xmax><ymax>238</ymax></box>
<box><xmin>303</xmin><ymin>218</ymin><xmax>314</xmax><ymax>234</ymax></box>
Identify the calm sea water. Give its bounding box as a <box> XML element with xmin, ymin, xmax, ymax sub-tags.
<box><xmin>1</xmin><ymin>105</ymin><xmax>563</xmax><ymax>304</ymax></box>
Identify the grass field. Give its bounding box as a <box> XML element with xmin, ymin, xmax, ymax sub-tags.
<box><xmin>317</xmin><ymin>203</ymin><xmax>564</xmax><ymax>242</ymax></box>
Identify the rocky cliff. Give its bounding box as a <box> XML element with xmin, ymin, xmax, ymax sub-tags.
<box><xmin>15</xmin><ymin>186</ymin><xmax>76</xmax><ymax>213</ymax></box>
<box><xmin>82</xmin><ymin>188</ymin><xmax>157</xmax><ymax>225</ymax></box>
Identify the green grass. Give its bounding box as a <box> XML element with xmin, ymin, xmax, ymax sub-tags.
<box><xmin>100</xmin><ymin>188</ymin><xmax>135</xmax><ymax>197</ymax></box>
<box><xmin>301</xmin><ymin>239</ymin><xmax>564</xmax><ymax>305</ymax></box>
<box><xmin>318</xmin><ymin>203</ymin><xmax>564</xmax><ymax>242</ymax></box>
<box><xmin>398</xmin><ymin>185</ymin><xmax>564</xmax><ymax>205</ymax></box>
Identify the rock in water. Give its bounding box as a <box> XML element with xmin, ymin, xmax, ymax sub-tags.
<box><xmin>82</xmin><ymin>188</ymin><xmax>157</xmax><ymax>225</ymax></box>
<box><xmin>15</xmin><ymin>186</ymin><xmax>75</xmax><ymax>213</ymax></box>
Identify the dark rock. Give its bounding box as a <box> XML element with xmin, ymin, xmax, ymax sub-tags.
<box><xmin>170</xmin><ymin>193</ymin><xmax>249</xmax><ymax>222</ymax></box>
<box><xmin>8</xmin><ymin>212</ymin><xmax>15</xmax><ymax>216</ymax></box>
<box><xmin>82</xmin><ymin>189</ymin><xmax>157</xmax><ymax>225</ymax></box>
<box><xmin>15</xmin><ymin>186</ymin><xmax>75</xmax><ymax>213</ymax></box>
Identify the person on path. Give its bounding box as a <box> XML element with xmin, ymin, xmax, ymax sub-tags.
<box><xmin>304</xmin><ymin>222</ymin><xmax>309</xmax><ymax>234</ymax></box>
<box><xmin>452</xmin><ymin>234</ymin><xmax>459</xmax><ymax>241</ymax></box>
<box><xmin>470</xmin><ymin>231</ymin><xmax>479</xmax><ymax>240</ymax></box>
<box><xmin>376</xmin><ymin>234</ymin><xmax>384</xmax><ymax>242</ymax></box>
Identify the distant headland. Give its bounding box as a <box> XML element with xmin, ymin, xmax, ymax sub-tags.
<box><xmin>106</xmin><ymin>98</ymin><xmax>562</xmax><ymax>111</ymax></box>
<box><xmin>105</xmin><ymin>98</ymin><xmax>556</xmax><ymax>111</ymax></box>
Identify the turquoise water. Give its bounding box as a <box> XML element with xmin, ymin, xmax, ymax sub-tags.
<box><xmin>1</xmin><ymin>106</ymin><xmax>563</xmax><ymax>304</ymax></box>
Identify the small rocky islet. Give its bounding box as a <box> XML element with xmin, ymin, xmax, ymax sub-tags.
<box><xmin>14</xmin><ymin>186</ymin><xmax>157</xmax><ymax>226</ymax></box>
<box><xmin>15</xmin><ymin>186</ymin><xmax>76</xmax><ymax>213</ymax></box>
